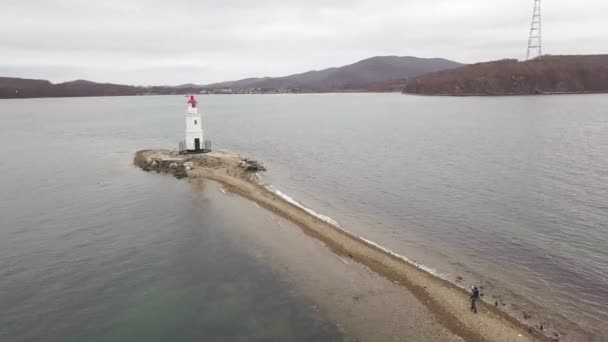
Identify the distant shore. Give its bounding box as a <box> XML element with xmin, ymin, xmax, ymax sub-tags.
<box><xmin>134</xmin><ymin>149</ymin><xmax>552</xmax><ymax>341</ymax></box>
<box><xmin>4</xmin><ymin>89</ymin><xmax>608</xmax><ymax>100</ymax></box>
<box><xmin>402</xmin><ymin>90</ymin><xmax>608</xmax><ymax>97</ymax></box>
<box><xmin>401</xmin><ymin>55</ymin><xmax>608</xmax><ymax>97</ymax></box>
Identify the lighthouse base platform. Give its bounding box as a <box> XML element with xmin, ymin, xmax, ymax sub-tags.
<box><xmin>179</xmin><ymin>139</ymin><xmax>212</xmax><ymax>154</ymax></box>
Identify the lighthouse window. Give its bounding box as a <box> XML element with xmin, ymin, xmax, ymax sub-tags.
<box><xmin>194</xmin><ymin>120</ymin><xmax>197</xmax><ymax>125</ymax></box>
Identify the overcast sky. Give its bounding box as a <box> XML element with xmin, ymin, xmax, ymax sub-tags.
<box><xmin>1</xmin><ymin>0</ymin><xmax>606</xmax><ymax>85</ymax></box>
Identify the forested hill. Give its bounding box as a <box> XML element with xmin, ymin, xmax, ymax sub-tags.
<box><xmin>0</xmin><ymin>78</ymin><xmax>207</xmax><ymax>99</ymax></box>
<box><xmin>402</xmin><ymin>55</ymin><xmax>608</xmax><ymax>96</ymax></box>
<box><xmin>204</xmin><ymin>56</ymin><xmax>463</xmax><ymax>91</ymax></box>
<box><xmin>0</xmin><ymin>55</ymin><xmax>465</xmax><ymax>98</ymax></box>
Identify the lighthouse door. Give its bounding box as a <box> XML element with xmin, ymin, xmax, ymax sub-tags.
<box><xmin>194</xmin><ymin>138</ymin><xmax>201</xmax><ymax>151</ymax></box>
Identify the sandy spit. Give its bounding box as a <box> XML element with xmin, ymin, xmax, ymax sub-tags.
<box><xmin>134</xmin><ymin>149</ymin><xmax>553</xmax><ymax>342</ymax></box>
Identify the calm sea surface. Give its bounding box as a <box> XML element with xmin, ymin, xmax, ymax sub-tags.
<box><xmin>0</xmin><ymin>96</ymin><xmax>345</xmax><ymax>342</ymax></box>
<box><xmin>1</xmin><ymin>94</ymin><xmax>607</xmax><ymax>340</ymax></box>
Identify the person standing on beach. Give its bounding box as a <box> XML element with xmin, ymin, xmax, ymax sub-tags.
<box><xmin>470</xmin><ymin>286</ymin><xmax>480</xmax><ymax>313</ymax></box>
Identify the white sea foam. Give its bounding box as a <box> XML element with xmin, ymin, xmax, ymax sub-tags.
<box><xmin>358</xmin><ymin>237</ymin><xmax>443</xmax><ymax>278</ymax></box>
<box><xmin>264</xmin><ymin>185</ymin><xmax>446</xmax><ymax>280</ymax></box>
<box><xmin>338</xmin><ymin>256</ymin><xmax>350</xmax><ymax>265</ymax></box>
<box><xmin>266</xmin><ymin>186</ymin><xmax>341</xmax><ymax>227</ymax></box>
<box><xmin>219</xmin><ymin>186</ymin><xmax>227</xmax><ymax>195</ymax></box>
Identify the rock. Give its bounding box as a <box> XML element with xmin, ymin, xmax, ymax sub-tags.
<box><xmin>240</xmin><ymin>158</ymin><xmax>266</xmax><ymax>172</ymax></box>
<box><xmin>173</xmin><ymin>168</ymin><xmax>187</xmax><ymax>179</ymax></box>
<box><xmin>146</xmin><ymin>157</ymin><xmax>153</xmax><ymax>164</ymax></box>
<box><xmin>169</xmin><ymin>162</ymin><xmax>178</xmax><ymax>169</ymax></box>
<box><xmin>185</xmin><ymin>166</ymin><xmax>191</xmax><ymax>171</ymax></box>
<box><xmin>183</xmin><ymin>161</ymin><xmax>194</xmax><ymax>168</ymax></box>
<box><xmin>151</xmin><ymin>161</ymin><xmax>158</xmax><ymax>167</ymax></box>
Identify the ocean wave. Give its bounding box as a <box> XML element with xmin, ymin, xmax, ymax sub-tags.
<box><xmin>263</xmin><ymin>184</ymin><xmax>445</xmax><ymax>280</ymax></box>
<box><xmin>358</xmin><ymin>236</ymin><xmax>443</xmax><ymax>279</ymax></box>
<box><xmin>265</xmin><ymin>186</ymin><xmax>342</xmax><ymax>227</ymax></box>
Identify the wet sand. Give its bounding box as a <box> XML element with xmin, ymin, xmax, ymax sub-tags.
<box><xmin>134</xmin><ymin>149</ymin><xmax>552</xmax><ymax>342</ymax></box>
<box><xmin>195</xmin><ymin>180</ymin><xmax>462</xmax><ymax>341</ymax></box>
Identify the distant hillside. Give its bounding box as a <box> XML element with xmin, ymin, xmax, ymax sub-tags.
<box><xmin>205</xmin><ymin>56</ymin><xmax>463</xmax><ymax>91</ymax></box>
<box><xmin>0</xmin><ymin>78</ymin><xmax>142</xmax><ymax>98</ymax></box>
<box><xmin>0</xmin><ymin>55</ymin><xmax>464</xmax><ymax>99</ymax></box>
<box><xmin>0</xmin><ymin>77</ymin><xmax>52</xmax><ymax>98</ymax></box>
<box><xmin>0</xmin><ymin>78</ymin><xmax>207</xmax><ymax>99</ymax></box>
<box><xmin>403</xmin><ymin>55</ymin><xmax>608</xmax><ymax>96</ymax></box>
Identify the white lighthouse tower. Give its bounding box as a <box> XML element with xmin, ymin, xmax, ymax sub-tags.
<box><xmin>184</xmin><ymin>95</ymin><xmax>204</xmax><ymax>152</ymax></box>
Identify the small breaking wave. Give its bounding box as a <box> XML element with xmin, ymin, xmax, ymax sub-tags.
<box><xmin>266</xmin><ymin>186</ymin><xmax>341</xmax><ymax>227</ymax></box>
<box><xmin>358</xmin><ymin>236</ymin><xmax>443</xmax><ymax>278</ymax></box>
<box><xmin>263</xmin><ymin>184</ymin><xmax>445</xmax><ymax>279</ymax></box>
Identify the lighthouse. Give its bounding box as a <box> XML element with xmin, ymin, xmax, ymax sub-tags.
<box><xmin>184</xmin><ymin>95</ymin><xmax>204</xmax><ymax>152</ymax></box>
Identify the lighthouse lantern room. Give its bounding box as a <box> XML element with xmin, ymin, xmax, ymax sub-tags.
<box><xmin>184</xmin><ymin>95</ymin><xmax>204</xmax><ymax>152</ymax></box>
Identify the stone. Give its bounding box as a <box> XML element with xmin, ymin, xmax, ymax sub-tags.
<box><xmin>169</xmin><ymin>162</ymin><xmax>178</xmax><ymax>169</ymax></box>
<box><xmin>173</xmin><ymin>168</ymin><xmax>187</xmax><ymax>179</ymax></box>
<box><xmin>240</xmin><ymin>158</ymin><xmax>266</xmax><ymax>172</ymax></box>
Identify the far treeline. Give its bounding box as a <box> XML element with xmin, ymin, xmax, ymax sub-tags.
<box><xmin>1</xmin><ymin>55</ymin><xmax>607</xmax><ymax>98</ymax></box>
<box><xmin>0</xmin><ymin>79</ymin><xmax>202</xmax><ymax>99</ymax></box>
<box><xmin>401</xmin><ymin>55</ymin><xmax>608</xmax><ymax>96</ymax></box>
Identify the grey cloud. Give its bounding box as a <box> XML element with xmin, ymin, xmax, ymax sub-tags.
<box><xmin>1</xmin><ymin>0</ymin><xmax>606</xmax><ymax>84</ymax></box>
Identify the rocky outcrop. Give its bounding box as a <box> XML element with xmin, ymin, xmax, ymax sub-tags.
<box><xmin>133</xmin><ymin>149</ymin><xmax>266</xmax><ymax>180</ymax></box>
<box><xmin>403</xmin><ymin>55</ymin><xmax>608</xmax><ymax>96</ymax></box>
<box><xmin>240</xmin><ymin>158</ymin><xmax>266</xmax><ymax>172</ymax></box>
<box><xmin>135</xmin><ymin>154</ymin><xmax>189</xmax><ymax>179</ymax></box>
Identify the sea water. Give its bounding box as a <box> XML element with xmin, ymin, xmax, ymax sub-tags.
<box><xmin>1</xmin><ymin>94</ymin><xmax>607</xmax><ymax>340</ymax></box>
<box><xmin>0</xmin><ymin>97</ymin><xmax>344</xmax><ymax>342</ymax></box>
<box><xmin>207</xmin><ymin>93</ymin><xmax>608</xmax><ymax>340</ymax></box>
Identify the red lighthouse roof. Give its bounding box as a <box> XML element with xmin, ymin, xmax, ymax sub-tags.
<box><xmin>187</xmin><ymin>95</ymin><xmax>197</xmax><ymax>107</ymax></box>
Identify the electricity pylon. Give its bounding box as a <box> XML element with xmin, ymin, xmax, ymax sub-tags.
<box><xmin>527</xmin><ymin>0</ymin><xmax>542</xmax><ymax>60</ymax></box>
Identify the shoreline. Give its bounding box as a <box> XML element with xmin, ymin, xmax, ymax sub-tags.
<box><xmin>4</xmin><ymin>90</ymin><xmax>608</xmax><ymax>100</ymax></box>
<box><xmin>197</xmin><ymin>181</ymin><xmax>462</xmax><ymax>341</ymax></box>
<box><xmin>134</xmin><ymin>149</ymin><xmax>554</xmax><ymax>341</ymax></box>
<box><xmin>401</xmin><ymin>90</ymin><xmax>608</xmax><ymax>97</ymax></box>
